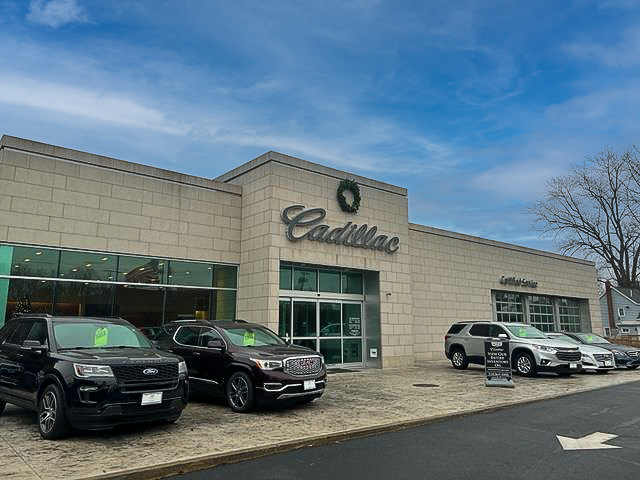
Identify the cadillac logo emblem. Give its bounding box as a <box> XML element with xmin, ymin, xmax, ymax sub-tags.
<box><xmin>143</xmin><ymin>368</ymin><xmax>159</xmax><ymax>375</ymax></box>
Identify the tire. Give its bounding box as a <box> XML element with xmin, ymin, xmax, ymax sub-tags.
<box><xmin>450</xmin><ymin>347</ymin><xmax>469</xmax><ymax>370</ymax></box>
<box><xmin>0</xmin><ymin>400</ymin><xmax>6</xmax><ymax>416</ymax></box>
<box><xmin>513</xmin><ymin>352</ymin><xmax>537</xmax><ymax>377</ymax></box>
<box><xmin>38</xmin><ymin>384</ymin><xmax>70</xmax><ymax>440</ymax></box>
<box><xmin>226</xmin><ymin>371</ymin><xmax>255</xmax><ymax>413</ymax></box>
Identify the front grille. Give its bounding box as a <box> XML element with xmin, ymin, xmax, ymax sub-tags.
<box><xmin>284</xmin><ymin>356</ymin><xmax>323</xmax><ymax>376</ymax></box>
<box><xmin>555</xmin><ymin>350</ymin><xmax>581</xmax><ymax>362</ymax></box>
<box><xmin>112</xmin><ymin>363</ymin><xmax>178</xmax><ymax>384</ymax></box>
<box><xmin>594</xmin><ymin>354</ymin><xmax>613</xmax><ymax>362</ymax></box>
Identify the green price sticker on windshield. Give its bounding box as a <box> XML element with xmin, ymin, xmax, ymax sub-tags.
<box><xmin>518</xmin><ymin>328</ymin><xmax>527</xmax><ymax>337</ymax></box>
<box><xmin>243</xmin><ymin>331</ymin><xmax>255</xmax><ymax>346</ymax></box>
<box><xmin>94</xmin><ymin>327</ymin><xmax>109</xmax><ymax>347</ymax></box>
<box><xmin>586</xmin><ymin>335</ymin><xmax>594</xmax><ymax>342</ymax></box>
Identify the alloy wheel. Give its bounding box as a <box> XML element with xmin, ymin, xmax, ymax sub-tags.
<box><xmin>517</xmin><ymin>356</ymin><xmax>531</xmax><ymax>374</ymax></box>
<box><xmin>229</xmin><ymin>376</ymin><xmax>249</xmax><ymax>409</ymax></box>
<box><xmin>39</xmin><ymin>391</ymin><xmax>57</xmax><ymax>434</ymax></box>
<box><xmin>452</xmin><ymin>352</ymin><xmax>463</xmax><ymax>367</ymax></box>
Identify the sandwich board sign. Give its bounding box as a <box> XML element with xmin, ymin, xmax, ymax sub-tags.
<box><xmin>484</xmin><ymin>338</ymin><xmax>514</xmax><ymax>388</ymax></box>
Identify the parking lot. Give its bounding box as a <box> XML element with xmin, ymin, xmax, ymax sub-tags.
<box><xmin>1</xmin><ymin>361</ymin><xmax>640</xmax><ymax>480</ymax></box>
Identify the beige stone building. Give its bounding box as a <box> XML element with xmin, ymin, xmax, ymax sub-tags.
<box><xmin>0</xmin><ymin>135</ymin><xmax>600</xmax><ymax>368</ymax></box>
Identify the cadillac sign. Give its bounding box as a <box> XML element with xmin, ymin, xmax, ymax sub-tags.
<box><xmin>281</xmin><ymin>204</ymin><xmax>400</xmax><ymax>254</ymax></box>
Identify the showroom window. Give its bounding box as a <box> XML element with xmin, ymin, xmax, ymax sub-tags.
<box><xmin>495</xmin><ymin>292</ymin><xmax>524</xmax><ymax>323</ymax></box>
<box><xmin>493</xmin><ymin>291</ymin><xmax>588</xmax><ymax>332</ymax></box>
<box><xmin>0</xmin><ymin>243</ymin><xmax>238</xmax><ymax>329</ymax></box>
<box><xmin>528</xmin><ymin>296</ymin><xmax>555</xmax><ymax>332</ymax></box>
<box><xmin>280</xmin><ymin>263</ymin><xmax>364</xmax><ymax>295</ymax></box>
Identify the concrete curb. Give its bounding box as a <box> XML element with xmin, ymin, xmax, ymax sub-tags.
<box><xmin>85</xmin><ymin>377</ymin><xmax>640</xmax><ymax>480</ymax></box>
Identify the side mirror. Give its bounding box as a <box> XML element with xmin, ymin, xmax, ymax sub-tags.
<box><xmin>207</xmin><ymin>339</ymin><xmax>225</xmax><ymax>350</ymax></box>
<box><xmin>498</xmin><ymin>333</ymin><xmax>508</xmax><ymax>339</ymax></box>
<box><xmin>22</xmin><ymin>340</ymin><xmax>47</xmax><ymax>352</ymax></box>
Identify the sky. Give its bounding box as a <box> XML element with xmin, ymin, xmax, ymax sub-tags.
<box><xmin>1</xmin><ymin>0</ymin><xmax>639</xmax><ymax>254</ymax></box>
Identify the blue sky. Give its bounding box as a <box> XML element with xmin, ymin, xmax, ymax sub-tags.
<box><xmin>1</xmin><ymin>1</ymin><xmax>639</xmax><ymax>254</ymax></box>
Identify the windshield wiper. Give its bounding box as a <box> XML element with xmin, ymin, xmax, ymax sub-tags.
<box><xmin>58</xmin><ymin>346</ymin><xmax>99</xmax><ymax>351</ymax></box>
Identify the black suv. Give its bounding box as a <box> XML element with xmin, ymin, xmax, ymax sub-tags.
<box><xmin>0</xmin><ymin>315</ymin><xmax>188</xmax><ymax>439</ymax></box>
<box><xmin>160</xmin><ymin>320</ymin><xmax>326</xmax><ymax>412</ymax></box>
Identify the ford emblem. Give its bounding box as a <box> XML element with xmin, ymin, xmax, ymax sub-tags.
<box><xmin>143</xmin><ymin>368</ymin><xmax>158</xmax><ymax>375</ymax></box>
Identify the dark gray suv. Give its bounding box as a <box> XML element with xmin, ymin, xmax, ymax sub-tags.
<box><xmin>444</xmin><ymin>321</ymin><xmax>582</xmax><ymax>377</ymax></box>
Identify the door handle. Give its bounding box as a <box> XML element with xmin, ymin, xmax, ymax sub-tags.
<box><xmin>193</xmin><ymin>352</ymin><xmax>201</xmax><ymax>356</ymax></box>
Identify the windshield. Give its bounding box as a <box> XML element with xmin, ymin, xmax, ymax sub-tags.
<box><xmin>53</xmin><ymin>322</ymin><xmax>152</xmax><ymax>349</ymax></box>
<box><xmin>505</xmin><ymin>324</ymin><xmax>547</xmax><ymax>339</ymax></box>
<box><xmin>574</xmin><ymin>333</ymin><xmax>609</xmax><ymax>344</ymax></box>
<box><xmin>221</xmin><ymin>326</ymin><xmax>286</xmax><ymax>347</ymax></box>
<box><xmin>549</xmin><ymin>334</ymin><xmax>579</xmax><ymax>345</ymax></box>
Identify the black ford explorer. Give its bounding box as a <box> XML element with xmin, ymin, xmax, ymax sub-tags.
<box><xmin>0</xmin><ymin>315</ymin><xmax>188</xmax><ymax>439</ymax></box>
<box><xmin>160</xmin><ymin>320</ymin><xmax>326</xmax><ymax>412</ymax></box>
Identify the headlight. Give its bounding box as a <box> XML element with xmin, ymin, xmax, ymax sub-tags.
<box><xmin>251</xmin><ymin>358</ymin><xmax>283</xmax><ymax>370</ymax></box>
<box><xmin>533</xmin><ymin>344</ymin><xmax>557</xmax><ymax>354</ymax></box>
<box><xmin>178</xmin><ymin>361</ymin><xmax>187</xmax><ymax>376</ymax></box>
<box><xmin>73</xmin><ymin>364</ymin><xmax>114</xmax><ymax>378</ymax></box>
<box><xmin>613</xmin><ymin>350</ymin><xmax>626</xmax><ymax>357</ymax></box>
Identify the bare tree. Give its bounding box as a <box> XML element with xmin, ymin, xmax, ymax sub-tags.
<box><xmin>530</xmin><ymin>147</ymin><xmax>640</xmax><ymax>289</ymax></box>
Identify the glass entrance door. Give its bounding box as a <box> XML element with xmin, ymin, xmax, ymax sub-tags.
<box><xmin>279</xmin><ymin>298</ymin><xmax>364</xmax><ymax>366</ymax></box>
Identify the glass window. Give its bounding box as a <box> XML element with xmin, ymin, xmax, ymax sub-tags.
<box><xmin>211</xmin><ymin>290</ymin><xmax>236</xmax><ymax>320</ymax></box>
<box><xmin>293</xmin><ymin>339</ymin><xmax>317</xmax><ymax>351</ymax></box>
<box><xmin>279</xmin><ymin>266</ymin><xmax>292</xmax><ymax>290</ymax></box>
<box><xmin>320</xmin><ymin>338</ymin><xmax>341</xmax><ymax>364</ymax></box>
<box><xmin>342</xmin><ymin>304</ymin><xmax>362</xmax><ymax>337</ymax></box>
<box><xmin>559</xmin><ymin>298</ymin><xmax>584</xmax><ymax>333</ymax></box>
<box><xmin>342</xmin><ymin>272</ymin><xmax>363</xmax><ymax>294</ymax></box>
<box><xmin>59</xmin><ymin>251</ymin><xmax>117</xmax><ymax>281</ymax></box>
<box><xmin>320</xmin><ymin>303</ymin><xmax>341</xmax><ymax>337</ymax></box>
<box><xmin>495</xmin><ymin>292</ymin><xmax>524</xmax><ymax>323</ymax></box>
<box><xmin>26</xmin><ymin>320</ymin><xmax>48</xmax><ymax>345</ymax></box>
<box><xmin>469</xmin><ymin>324</ymin><xmax>491</xmax><ymax>337</ymax></box>
<box><xmin>293</xmin><ymin>301</ymin><xmax>316</xmax><ymax>337</ymax></box>
<box><xmin>279</xmin><ymin>299</ymin><xmax>291</xmax><ymax>338</ymax></box>
<box><xmin>293</xmin><ymin>268</ymin><xmax>317</xmax><ymax>292</ymax></box>
<box><xmin>447</xmin><ymin>323</ymin><xmax>467</xmax><ymax>334</ymax></box>
<box><xmin>199</xmin><ymin>328</ymin><xmax>223</xmax><ymax>347</ymax></box>
<box><xmin>343</xmin><ymin>338</ymin><xmax>362</xmax><ymax>363</ymax></box>
<box><xmin>117</xmin><ymin>256</ymin><xmax>166</xmax><ymax>284</ymax></box>
<box><xmin>7</xmin><ymin>320</ymin><xmax>35</xmax><ymax>345</ymax></box>
<box><xmin>489</xmin><ymin>325</ymin><xmax>509</xmax><ymax>338</ymax></box>
<box><xmin>5</xmin><ymin>278</ymin><xmax>54</xmax><ymax>322</ymax></box>
<box><xmin>9</xmin><ymin>246</ymin><xmax>59</xmax><ymax>278</ymax></box>
<box><xmin>113</xmin><ymin>285</ymin><xmax>164</xmax><ymax>329</ymax></box>
<box><xmin>175</xmin><ymin>326</ymin><xmax>202</xmax><ymax>346</ymax></box>
<box><xmin>54</xmin><ymin>282</ymin><xmax>114</xmax><ymax>317</ymax></box>
<box><xmin>164</xmin><ymin>288</ymin><xmax>211</xmax><ymax>322</ymax></box>
<box><xmin>168</xmin><ymin>261</ymin><xmax>212</xmax><ymax>287</ymax></box>
<box><xmin>528</xmin><ymin>295</ymin><xmax>555</xmax><ymax>332</ymax></box>
<box><xmin>319</xmin><ymin>270</ymin><xmax>340</xmax><ymax>293</ymax></box>
<box><xmin>214</xmin><ymin>265</ymin><xmax>237</xmax><ymax>288</ymax></box>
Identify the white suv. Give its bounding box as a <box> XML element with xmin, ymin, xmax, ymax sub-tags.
<box><xmin>444</xmin><ymin>322</ymin><xmax>582</xmax><ymax>377</ymax></box>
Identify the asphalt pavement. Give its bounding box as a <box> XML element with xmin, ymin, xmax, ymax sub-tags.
<box><xmin>167</xmin><ymin>380</ymin><xmax>640</xmax><ymax>480</ymax></box>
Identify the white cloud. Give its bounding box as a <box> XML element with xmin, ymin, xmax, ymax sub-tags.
<box><xmin>27</xmin><ymin>0</ymin><xmax>88</xmax><ymax>28</ymax></box>
<box><xmin>0</xmin><ymin>75</ymin><xmax>186</xmax><ymax>134</ymax></box>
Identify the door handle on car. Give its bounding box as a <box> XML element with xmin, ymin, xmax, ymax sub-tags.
<box><xmin>193</xmin><ymin>352</ymin><xmax>201</xmax><ymax>356</ymax></box>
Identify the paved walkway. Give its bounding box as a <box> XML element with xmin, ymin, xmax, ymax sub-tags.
<box><xmin>1</xmin><ymin>362</ymin><xmax>639</xmax><ymax>480</ymax></box>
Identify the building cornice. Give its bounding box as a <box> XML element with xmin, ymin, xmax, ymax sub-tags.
<box><xmin>215</xmin><ymin>150</ymin><xmax>408</xmax><ymax>197</ymax></box>
<box><xmin>1</xmin><ymin>135</ymin><xmax>241</xmax><ymax>196</ymax></box>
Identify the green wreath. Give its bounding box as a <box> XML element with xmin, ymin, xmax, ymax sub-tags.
<box><xmin>337</xmin><ymin>179</ymin><xmax>361</xmax><ymax>213</ymax></box>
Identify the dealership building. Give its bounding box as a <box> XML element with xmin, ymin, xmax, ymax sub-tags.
<box><xmin>0</xmin><ymin>135</ymin><xmax>601</xmax><ymax>368</ymax></box>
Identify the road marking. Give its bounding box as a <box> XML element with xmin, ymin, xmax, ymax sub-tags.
<box><xmin>556</xmin><ymin>432</ymin><xmax>622</xmax><ymax>450</ymax></box>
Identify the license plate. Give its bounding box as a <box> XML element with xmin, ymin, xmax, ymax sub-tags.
<box><xmin>303</xmin><ymin>380</ymin><xmax>316</xmax><ymax>391</ymax></box>
<box><xmin>570</xmin><ymin>363</ymin><xmax>578</xmax><ymax>369</ymax></box>
<box><xmin>141</xmin><ymin>392</ymin><xmax>163</xmax><ymax>405</ymax></box>
<box><xmin>604</xmin><ymin>360</ymin><xmax>613</xmax><ymax>367</ymax></box>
